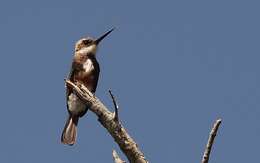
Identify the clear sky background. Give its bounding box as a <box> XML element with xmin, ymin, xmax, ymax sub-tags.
<box><xmin>0</xmin><ymin>0</ymin><xmax>259</xmax><ymax>162</ymax></box>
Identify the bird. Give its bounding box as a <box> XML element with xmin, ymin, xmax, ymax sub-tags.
<box><xmin>61</xmin><ymin>28</ymin><xmax>114</xmax><ymax>145</ymax></box>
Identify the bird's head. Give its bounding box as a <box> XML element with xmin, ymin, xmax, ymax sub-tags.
<box><xmin>75</xmin><ymin>28</ymin><xmax>114</xmax><ymax>55</ymax></box>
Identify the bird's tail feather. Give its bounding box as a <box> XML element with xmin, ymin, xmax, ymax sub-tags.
<box><xmin>61</xmin><ymin>115</ymin><xmax>79</xmax><ymax>145</ymax></box>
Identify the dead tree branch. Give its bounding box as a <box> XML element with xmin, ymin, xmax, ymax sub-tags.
<box><xmin>65</xmin><ymin>80</ymin><xmax>148</xmax><ymax>163</ymax></box>
<box><xmin>112</xmin><ymin>150</ymin><xmax>126</xmax><ymax>163</ymax></box>
<box><xmin>201</xmin><ymin>119</ymin><xmax>222</xmax><ymax>163</ymax></box>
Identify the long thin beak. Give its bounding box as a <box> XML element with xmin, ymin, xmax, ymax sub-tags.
<box><xmin>95</xmin><ymin>28</ymin><xmax>115</xmax><ymax>45</ymax></box>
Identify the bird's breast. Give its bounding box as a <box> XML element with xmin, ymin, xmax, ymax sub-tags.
<box><xmin>73</xmin><ymin>57</ymin><xmax>99</xmax><ymax>92</ymax></box>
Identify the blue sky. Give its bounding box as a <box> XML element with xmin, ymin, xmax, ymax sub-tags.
<box><xmin>0</xmin><ymin>0</ymin><xmax>259</xmax><ymax>162</ymax></box>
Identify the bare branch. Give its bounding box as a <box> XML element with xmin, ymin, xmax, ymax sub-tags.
<box><xmin>65</xmin><ymin>80</ymin><xmax>148</xmax><ymax>163</ymax></box>
<box><xmin>109</xmin><ymin>90</ymin><xmax>119</xmax><ymax>122</ymax></box>
<box><xmin>112</xmin><ymin>150</ymin><xmax>126</xmax><ymax>163</ymax></box>
<box><xmin>201</xmin><ymin>119</ymin><xmax>222</xmax><ymax>163</ymax></box>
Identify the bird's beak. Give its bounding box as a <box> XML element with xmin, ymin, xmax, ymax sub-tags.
<box><xmin>95</xmin><ymin>28</ymin><xmax>115</xmax><ymax>45</ymax></box>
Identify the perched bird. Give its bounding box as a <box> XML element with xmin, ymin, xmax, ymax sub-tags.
<box><xmin>61</xmin><ymin>29</ymin><xmax>114</xmax><ymax>145</ymax></box>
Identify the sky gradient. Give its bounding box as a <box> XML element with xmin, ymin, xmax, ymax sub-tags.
<box><xmin>0</xmin><ymin>0</ymin><xmax>259</xmax><ymax>162</ymax></box>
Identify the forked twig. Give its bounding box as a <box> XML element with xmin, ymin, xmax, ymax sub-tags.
<box><xmin>65</xmin><ymin>80</ymin><xmax>148</xmax><ymax>163</ymax></box>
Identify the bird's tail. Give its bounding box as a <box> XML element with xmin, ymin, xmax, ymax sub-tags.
<box><xmin>61</xmin><ymin>115</ymin><xmax>79</xmax><ymax>145</ymax></box>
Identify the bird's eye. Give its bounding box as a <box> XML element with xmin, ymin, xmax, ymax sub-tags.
<box><xmin>83</xmin><ymin>40</ymin><xmax>90</xmax><ymax>45</ymax></box>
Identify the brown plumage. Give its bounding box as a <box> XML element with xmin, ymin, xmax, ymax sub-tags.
<box><xmin>61</xmin><ymin>29</ymin><xmax>114</xmax><ymax>145</ymax></box>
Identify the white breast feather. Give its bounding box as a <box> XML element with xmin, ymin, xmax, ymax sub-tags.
<box><xmin>83</xmin><ymin>59</ymin><xmax>94</xmax><ymax>72</ymax></box>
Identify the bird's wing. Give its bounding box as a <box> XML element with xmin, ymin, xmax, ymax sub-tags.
<box><xmin>91</xmin><ymin>57</ymin><xmax>100</xmax><ymax>93</ymax></box>
<box><xmin>66</xmin><ymin>60</ymin><xmax>76</xmax><ymax>109</ymax></box>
